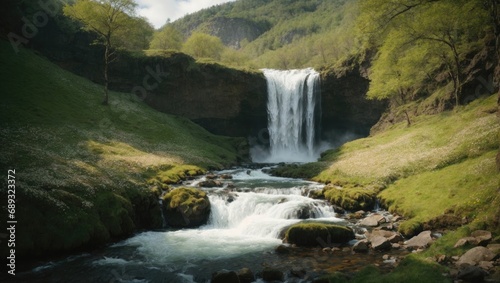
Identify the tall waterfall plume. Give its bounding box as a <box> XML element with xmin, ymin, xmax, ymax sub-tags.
<box><xmin>256</xmin><ymin>68</ymin><xmax>321</xmax><ymax>163</ymax></box>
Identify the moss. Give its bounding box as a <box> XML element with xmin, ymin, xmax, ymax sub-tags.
<box><xmin>323</xmin><ymin>186</ymin><xmax>378</xmax><ymax>211</ymax></box>
<box><xmin>285</xmin><ymin>223</ymin><xmax>354</xmax><ymax>247</ymax></box>
<box><xmin>162</xmin><ymin>188</ymin><xmax>211</xmax><ymax>227</ymax></box>
<box><xmin>150</xmin><ymin>165</ymin><xmax>206</xmax><ymax>184</ymax></box>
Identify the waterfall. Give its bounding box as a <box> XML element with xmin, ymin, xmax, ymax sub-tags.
<box><xmin>207</xmin><ymin>192</ymin><xmax>337</xmax><ymax>238</ymax></box>
<box><xmin>259</xmin><ymin>68</ymin><xmax>321</xmax><ymax>163</ymax></box>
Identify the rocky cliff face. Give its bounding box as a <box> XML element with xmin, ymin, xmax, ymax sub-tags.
<box><xmin>57</xmin><ymin>48</ymin><xmax>385</xmax><ymax>140</ymax></box>
<box><xmin>108</xmin><ymin>53</ymin><xmax>269</xmax><ymax>137</ymax></box>
<box><xmin>203</xmin><ymin>17</ymin><xmax>265</xmax><ymax>49</ymax></box>
<box><xmin>320</xmin><ymin>68</ymin><xmax>387</xmax><ymax>138</ymax></box>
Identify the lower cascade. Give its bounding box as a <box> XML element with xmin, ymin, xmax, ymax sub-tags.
<box><xmin>257</xmin><ymin>68</ymin><xmax>322</xmax><ymax>163</ymax></box>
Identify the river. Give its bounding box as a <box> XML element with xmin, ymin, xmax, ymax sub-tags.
<box><xmin>17</xmin><ymin>167</ymin><xmax>403</xmax><ymax>283</ymax></box>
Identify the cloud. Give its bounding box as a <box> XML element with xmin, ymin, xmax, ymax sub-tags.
<box><xmin>136</xmin><ymin>0</ymin><xmax>237</xmax><ymax>29</ymax></box>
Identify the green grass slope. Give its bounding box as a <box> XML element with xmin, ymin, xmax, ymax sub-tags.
<box><xmin>273</xmin><ymin>95</ymin><xmax>498</xmax><ymax>282</ymax></box>
<box><xmin>275</xmin><ymin>95</ymin><xmax>499</xmax><ymax>237</ymax></box>
<box><xmin>0</xmin><ymin>40</ymin><xmax>246</xmax><ymax>258</ymax></box>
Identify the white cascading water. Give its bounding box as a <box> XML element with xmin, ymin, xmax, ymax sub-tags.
<box><xmin>26</xmin><ymin>169</ymin><xmax>348</xmax><ymax>282</ymax></box>
<box><xmin>116</xmin><ymin>169</ymin><xmax>341</xmax><ymax>265</ymax></box>
<box><xmin>258</xmin><ymin>68</ymin><xmax>321</xmax><ymax>163</ymax></box>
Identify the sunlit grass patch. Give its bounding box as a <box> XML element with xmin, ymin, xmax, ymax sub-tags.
<box><xmin>315</xmin><ymin>95</ymin><xmax>499</xmax><ymax>185</ymax></box>
<box><xmin>379</xmin><ymin>151</ymin><xmax>499</xmax><ymax>236</ymax></box>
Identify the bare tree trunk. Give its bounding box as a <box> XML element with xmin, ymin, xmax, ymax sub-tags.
<box><xmin>398</xmin><ymin>90</ymin><xmax>411</xmax><ymax>126</ymax></box>
<box><xmin>404</xmin><ymin>110</ymin><xmax>411</xmax><ymax>127</ymax></box>
<box><xmin>102</xmin><ymin>40</ymin><xmax>111</xmax><ymax>105</ymax></box>
<box><xmin>453</xmin><ymin>51</ymin><xmax>462</xmax><ymax>107</ymax></box>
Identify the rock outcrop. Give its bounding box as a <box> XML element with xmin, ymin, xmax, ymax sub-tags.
<box><xmin>204</xmin><ymin>17</ymin><xmax>266</xmax><ymax>49</ymax></box>
<box><xmin>162</xmin><ymin>187</ymin><xmax>211</xmax><ymax>228</ymax></box>
<box><xmin>285</xmin><ymin>223</ymin><xmax>355</xmax><ymax>247</ymax></box>
<box><xmin>320</xmin><ymin>68</ymin><xmax>388</xmax><ymax>138</ymax></box>
<box><xmin>51</xmin><ymin>41</ymin><xmax>387</xmax><ymax>140</ymax></box>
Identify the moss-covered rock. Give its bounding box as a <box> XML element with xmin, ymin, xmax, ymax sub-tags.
<box><xmin>285</xmin><ymin>223</ymin><xmax>354</xmax><ymax>247</ymax></box>
<box><xmin>323</xmin><ymin>186</ymin><xmax>377</xmax><ymax>211</ymax></box>
<box><xmin>162</xmin><ymin>187</ymin><xmax>211</xmax><ymax>228</ymax></box>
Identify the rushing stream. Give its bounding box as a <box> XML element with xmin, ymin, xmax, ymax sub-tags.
<box><xmin>17</xmin><ymin>168</ymin><xmax>403</xmax><ymax>283</ymax></box>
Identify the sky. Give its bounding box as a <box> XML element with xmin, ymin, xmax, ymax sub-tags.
<box><xmin>136</xmin><ymin>0</ymin><xmax>238</xmax><ymax>29</ymax></box>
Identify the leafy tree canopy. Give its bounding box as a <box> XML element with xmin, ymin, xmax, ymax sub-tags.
<box><xmin>182</xmin><ymin>32</ymin><xmax>225</xmax><ymax>60</ymax></box>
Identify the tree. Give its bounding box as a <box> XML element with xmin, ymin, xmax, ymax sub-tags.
<box><xmin>360</xmin><ymin>0</ymin><xmax>487</xmax><ymax>107</ymax></box>
<box><xmin>149</xmin><ymin>26</ymin><xmax>183</xmax><ymax>51</ymax></box>
<box><xmin>64</xmin><ymin>0</ymin><xmax>138</xmax><ymax>105</ymax></box>
<box><xmin>119</xmin><ymin>16</ymin><xmax>154</xmax><ymax>51</ymax></box>
<box><xmin>182</xmin><ymin>32</ymin><xmax>224</xmax><ymax>60</ymax></box>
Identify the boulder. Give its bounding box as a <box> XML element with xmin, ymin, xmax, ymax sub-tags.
<box><xmin>220</xmin><ymin>174</ymin><xmax>233</xmax><ymax>180</ymax></box>
<box><xmin>367</xmin><ymin>229</ymin><xmax>403</xmax><ymax>244</ymax></box>
<box><xmin>487</xmin><ymin>243</ymin><xmax>500</xmax><ymax>254</ymax></box>
<box><xmin>360</xmin><ymin>214</ymin><xmax>386</xmax><ymax>227</ymax></box>
<box><xmin>392</xmin><ymin>215</ymin><xmax>402</xmax><ymax>222</ymax></box>
<box><xmin>211</xmin><ymin>270</ymin><xmax>240</xmax><ymax>283</ymax></box>
<box><xmin>471</xmin><ymin>230</ymin><xmax>492</xmax><ymax>246</ymax></box>
<box><xmin>275</xmin><ymin>245</ymin><xmax>290</xmax><ymax>254</ymax></box>
<box><xmin>456</xmin><ymin>264</ymin><xmax>488</xmax><ymax>282</ymax></box>
<box><xmin>290</xmin><ymin>268</ymin><xmax>307</xmax><ymax>279</ymax></box>
<box><xmin>478</xmin><ymin>261</ymin><xmax>494</xmax><ymax>271</ymax></box>
<box><xmin>454</xmin><ymin>237</ymin><xmax>478</xmax><ymax>248</ymax></box>
<box><xmin>198</xmin><ymin>180</ymin><xmax>222</xmax><ymax>188</ymax></box>
<box><xmin>457</xmin><ymin>246</ymin><xmax>498</xmax><ymax>266</ymax></box>
<box><xmin>162</xmin><ymin>188</ymin><xmax>211</xmax><ymax>228</ymax></box>
<box><xmin>237</xmin><ymin>268</ymin><xmax>255</xmax><ymax>283</ymax></box>
<box><xmin>371</xmin><ymin>235</ymin><xmax>392</xmax><ymax>251</ymax></box>
<box><xmin>262</xmin><ymin>267</ymin><xmax>284</xmax><ymax>282</ymax></box>
<box><xmin>352</xmin><ymin>240</ymin><xmax>369</xmax><ymax>253</ymax></box>
<box><xmin>353</xmin><ymin>210</ymin><xmax>366</xmax><ymax>219</ymax></box>
<box><xmin>388</xmin><ymin>233</ymin><xmax>404</xmax><ymax>244</ymax></box>
<box><xmin>285</xmin><ymin>223</ymin><xmax>355</xmax><ymax>247</ymax></box>
<box><xmin>405</xmin><ymin>231</ymin><xmax>433</xmax><ymax>249</ymax></box>
<box><xmin>296</xmin><ymin>205</ymin><xmax>316</xmax><ymax>219</ymax></box>
<box><xmin>436</xmin><ymin>254</ymin><xmax>448</xmax><ymax>263</ymax></box>
<box><xmin>368</xmin><ymin>229</ymin><xmax>396</xmax><ymax>240</ymax></box>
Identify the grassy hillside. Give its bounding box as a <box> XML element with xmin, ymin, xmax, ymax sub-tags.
<box><xmin>0</xmin><ymin>40</ymin><xmax>246</xmax><ymax>258</ymax></box>
<box><xmin>273</xmin><ymin>94</ymin><xmax>499</xmax><ymax>236</ymax></box>
<box><xmin>169</xmin><ymin>0</ymin><xmax>356</xmax><ymax>69</ymax></box>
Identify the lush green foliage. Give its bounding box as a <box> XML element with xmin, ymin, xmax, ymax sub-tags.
<box><xmin>64</xmin><ymin>0</ymin><xmax>154</xmax><ymax>103</ymax></box>
<box><xmin>182</xmin><ymin>32</ymin><xmax>225</xmax><ymax>60</ymax></box>
<box><xmin>362</xmin><ymin>0</ymin><xmax>488</xmax><ymax>106</ymax></box>
<box><xmin>164</xmin><ymin>0</ymin><xmax>356</xmax><ymax>69</ymax></box>
<box><xmin>63</xmin><ymin>0</ymin><xmax>147</xmax><ymax>49</ymax></box>
<box><xmin>149</xmin><ymin>26</ymin><xmax>183</xmax><ymax>50</ymax></box>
